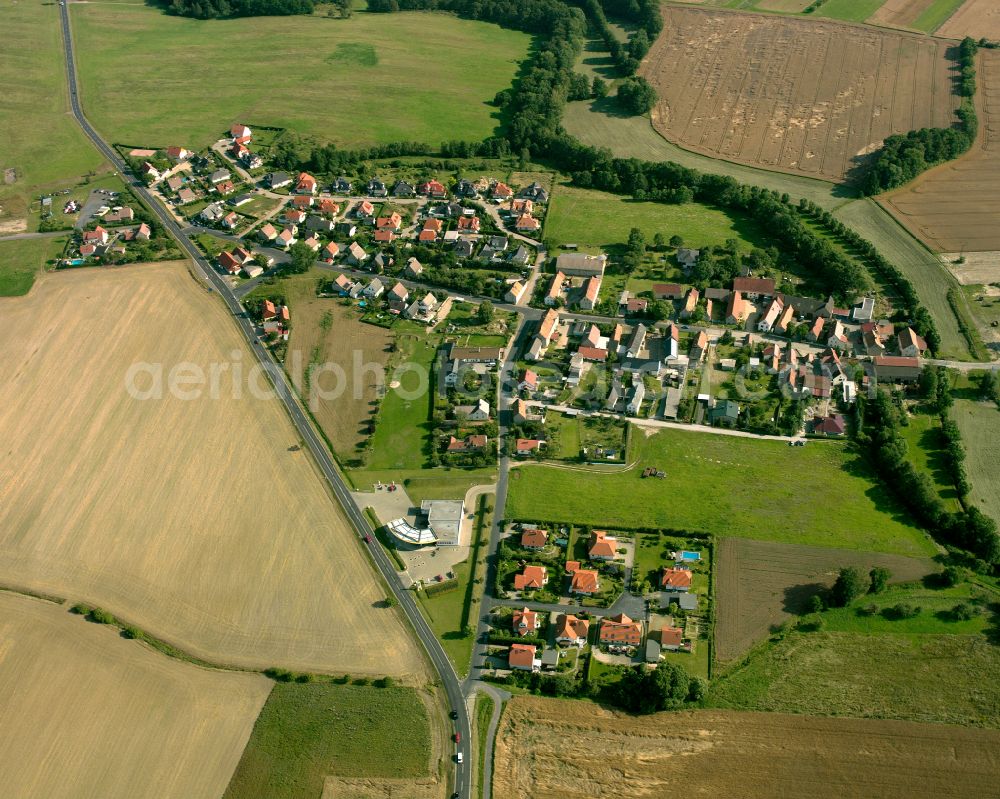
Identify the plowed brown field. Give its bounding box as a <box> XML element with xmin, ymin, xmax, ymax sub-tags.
<box><xmin>641</xmin><ymin>7</ymin><xmax>960</xmax><ymax>182</ymax></box>
<box><xmin>882</xmin><ymin>50</ymin><xmax>1000</xmax><ymax>252</ymax></box>
<box><xmin>714</xmin><ymin>537</ymin><xmax>937</xmax><ymax>663</ymax></box>
<box><xmin>938</xmin><ymin>0</ymin><xmax>1000</xmax><ymax>41</ymax></box>
<box><xmin>494</xmin><ymin>696</ymin><xmax>1000</xmax><ymax>799</ymax></box>
<box><xmin>0</xmin><ymin>263</ymin><xmax>423</xmax><ymax>680</ymax></box>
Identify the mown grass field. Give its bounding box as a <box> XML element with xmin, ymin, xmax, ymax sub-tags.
<box><xmin>545</xmin><ymin>183</ymin><xmax>766</xmax><ymax>251</ymax></box>
<box><xmin>71</xmin><ymin>3</ymin><xmax>532</xmax><ymax>149</ymax></box>
<box><xmin>900</xmin><ymin>411</ymin><xmax>962</xmax><ymax>512</ymax></box>
<box><xmin>0</xmin><ymin>235</ymin><xmax>70</xmax><ymax>296</ymax></box>
<box><xmin>223</xmin><ymin>682</ymin><xmax>431</xmax><ymax>799</ymax></box>
<box><xmin>709</xmin><ymin>631</ymin><xmax>1000</xmax><ymax>728</ymax></box>
<box><xmin>0</xmin><ymin>1</ymin><xmax>106</xmax><ymax>224</ymax></box>
<box><xmin>507</xmin><ymin>426</ymin><xmax>936</xmax><ymax>556</ymax></box>
<box><xmin>815</xmin><ymin>0</ymin><xmax>886</xmax><ymax>22</ymax></box>
<box><xmin>954</xmin><ymin>399</ymin><xmax>1000</xmax><ymax>524</ymax></box>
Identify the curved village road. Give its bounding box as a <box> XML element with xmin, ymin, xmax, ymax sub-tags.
<box><xmin>57</xmin><ymin>5</ymin><xmax>472</xmax><ymax>797</ymax></box>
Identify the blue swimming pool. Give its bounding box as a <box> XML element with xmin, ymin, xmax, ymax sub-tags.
<box><xmin>679</xmin><ymin>551</ymin><xmax>701</xmax><ymax>561</ymax></box>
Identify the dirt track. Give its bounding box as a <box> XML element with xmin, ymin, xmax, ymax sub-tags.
<box><xmin>494</xmin><ymin>696</ymin><xmax>1000</xmax><ymax>799</ymax></box>
<box><xmin>641</xmin><ymin>7</ymin><xmax>959</xmax><ymax>182</ymax></box>
<box><xmin>0</xmin><ymin>262</ymin><xmax>423</xmax><ymax>680</ymax></box>
<box><xmin>0</xmin><ymin>591</ymin><xmax>270</xmax><ymax>799</ymax></box>
<box><xmin>883</xmin><ymin>49</ymin><xmax>1000</xmax><ymax>253</ymax></box>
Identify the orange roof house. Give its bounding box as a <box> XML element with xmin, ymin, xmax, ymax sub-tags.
<box><xmin>554</xmin><ymin>614</ymin><xmax>590</xmax><ymax>646</ymax></box>
<box><xmin>508</xmin><ymin>643</ymin><xmax>539</xmax><ymax>671</ymax></box>
<box><xmin>296</xmin><ymin>172</ymin><xmax>317</xmax><ymax>194</ymax></box>
<box><xmin>520</xmin><ymin>529</ymin><xmax>548</xmax><ymax>549</ymax></box>
<box><xmin>570</xmin><ymin>569</ymin><xmax>600</xmax><ymax>595</ymax></box>
<box><xmin>512</xmin><ymin>607</ymin><xmax>540</xmax><ymax>637</ymax></box>
<box><xmin>599</xmin><ymin>613</ymin><xmax>642</xmax><ymax>646</ymax></box>
<box><xmin>491</xmin><ymin>182</ymin><xmax>513</xmax><ymax>199</ymax></box>
<box><xmin>660</xmin><ymin>626</ymin><xmax>684</xmax><ymax>650</ymax></box>
<box><xmin>419</xmin><ymin>229</ymin><xmax>438</xmax><ymax>242</ymax></box>
<box><xmin>588</xmin><ymin>531</ymin><xmax>618</xmax><ymax>561</ymax></box>
<box><xmin>423</xmin><ymin>218</ymin><xmax>443</xmax><ymax>233</ymax></box>
<box><xmin>661</xmin><ymin>567</ymin><xmax>693</xmax><ymax>591</ymax></box>
<box><xmin>457</xmin><ymin>215</ymin><xmax>480</xmax><ymax>232</ymax></box>
<box><xmin>513</xmin><ymin>565</ymin><xmax>548</xmax><ymax>591</ymax></box>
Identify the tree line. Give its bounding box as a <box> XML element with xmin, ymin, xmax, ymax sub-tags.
<box><xmin>569</xmin><ymin>0</ymin><xmax>661</xmax><ymax>76</ymax></box>
<box><xmin>863</xmin><ymin>38</ymin><xmax>979</xmax><ymax>195</ymax></box>
<box><xmin>854</xmin><ymin>388</ymin><xmax>999</xmax><ymax>565</ymax></box>
<box><xmin>158</xmin><ymin>0</ymin><xmax>313</xmax><ymax>18</ymax></box>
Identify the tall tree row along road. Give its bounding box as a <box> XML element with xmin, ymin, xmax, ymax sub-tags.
<box><xmin>56</xmin><ymin>5</ymin><xmax>473</xmax><ymax>798</ymax></box>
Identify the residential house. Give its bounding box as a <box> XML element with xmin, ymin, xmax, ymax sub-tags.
<box><xmin>367</xmin><ymin>178</ymin><xmax>387</xmax><ymax>197</ymax></box>
<box><xmin>599</xmin><ymin>614</ymin><xmax>642</xmax><ymax>647</ymax></box>
<box><xmin>491</xmin><ymin>181</ymin><xmax>513</xmax><ymax>200</ymax></box>
<box><xmin>82</xmin><ymin>226</ymin><xmax>110</xmax><ymax>245</ymax></box>
<box><xmin>267</xmin><ymin>172</ymin><xmax>292</xmax><ymax>190</ymax></box>
<box><xmin>710</xmin><ymin>400</ymin><xmax>739</xmax><ymax>427</ymax></box>
<box><xmin>625</xmin><ymin>297</ymin><xmax>648</xmax><ymax>315</ymax></box>
<box><xmin>661</xmin><ymin>567</ymin><xmax>693</xmax><ymax>591</ymax></box>
<box><xmin>200</xmin><ymin>202</ymin><xmax>225</xmax><ymax>223</ymax></box>
<box><xmin>625</xmin><ymin>323</ymin><xmax>647</xmax><ymax>359</ymax></box>
<box><xmin>363</xmin><ymin>278</ymin><xmax>385</xmax><ymax>299</ymax></box>
<box><xmin>513</xmin><ymin>565</ymin><xmax>548</xmax><ymax>591</ymax></box>
<box><xmin>347</xmin><ymin>242</ymin><xmax>368</xmax><ymax>266</ymax></box>
<box><xmin>275</xmin><ymin>227</ymin><xmax>296</xmax><ymax>249</ymax></box>
<box><xmin>140</xmin><ymin>162</ymin><xmax>161</xmax><ymax>181</ymax></box>
<box><xmin>258</xmin><ymin>223</ymin><xmax>278</xmax><ymax>243</ymax></box>
<box><xmin>405</xmin><ymin>257</ymin><xmax>423</xmax><ymax>278</ymax></box>
<box><xmin>291</xmin><ymin>195</ymin><xmax>314</xmax><ymax>210</ymax></box>
<box><xmin>230</xmin><ymin>123</ymin><xmax>252</xmax><ymax>142</ymax></box>
<box><xmin>556</xmin><ymin>253</ymin><xmax>606</xmax><ymax>278</ymax></box>
<box><xmin>664</xmin><ymin>323</ymin><xmax>679</xmax><ymax>359</ymax></box>
<box><xmin>217</xmin><ymin>251</ymin><xmax>241</xmax><ymax>275</ymax></box>
<box><xmin>166</xmin><ymin>175</ymin><xmax>185</xmax><ymax>193</ymax></box>
<box><xmin>570</xmin><ymin>569</ymin><xmax>600</xmax><ymax>595</ymax></box>
<box><xmin>654</xmin><ymin>283</ymin><xmax>685</xmax><ymax>301</ymax></box>
<box><xmin>511</xmin><ymin>398</ymin><xmax>530</xmax><ymax>425</ymax></box>
<box><xmin>296</xmin><ymin>172</ymin><xmax>318</xmax><ymax>195</ymax></box>
<box><xmin>103</xmin><ymin>206</ymin><xmax>134</xmax><ymax>223</ymax></box>
<box><xmin>852</xmin><ymin>296</ymin><xmax>875</xmax><ymax>322</ymax></box>
<box><xmin>222</xmin><ymin>211</ymin><xmax>238</xmax><ymax>230</ymax></box>
<box><xmin>812</xmin><ymin>413</ymin><xmax>846</xmax><ymax>436</ymax></box>
<box><xmin>726</xmin><ymin>291</ymin><xmax>748</xmax><ymax>324</ymax></box>
<box><xmin>512</xmin><ymin>607</ymin><xmax>541</xmax><ymax>637</ymax></box>
<box><xmin>515</xmin><ymin>214</ymin><xmax>540</xmax><ymax>232</ymax></box>
<box><xmin>261</xmin><ymin>299</ymin><xmax>278</xmax><ymax>321</ymax></box>
<box><xmin>680</xmin><ymin>287</ymin><xmax>700</xmax><ymax>318</ymax></box>
<box><xmin>457</xmin><ymin>215</ymin><xmax>480</xmax><ymax>233</ymax></box>
<box><xmin>545</xmin><ymin>272</ymin><xmax>566</xmax><ymax>306</ymax></box>
<box><xmin>519</xmin><ymin>369</ymin><xmax>538</xmax><ymax>393</ymax></box>
<box><xmin>454</xmin><ymin>239</ymin><xmax>474</xmax><ymax>258</ymax></box>
<box><xmin>757</xmin><ymin>298</ymin><xmax>784</xmax><ymax>332</ymax></box>
<box><xmin>676</xmin><ymin>248</ymin><xmax>700</xmax><ymax>272</ymax></box>
<box><xmin>826</xmin><ymin>320</ymin><xmax>850</xmax><ymax>351</ymax></box>
<box><xmin>317</xmin><ymin>198</ymin><xmax>340</xmax><ymax>216</ymax></box>
<box><xmin>807</xmin><ymin>316</ymin><xmax>826</xmax><ymax>342</ymax></box>
<box><xmin>374</xmin><ymin>229</ymin><xmax>396</xmax><ymax>243</ymax></box>
<box><xmin>283</xmin><ymin>209</ymin><xmax>307</xmax><ymax>226</ymax></box>
<box><xmin>508</xmin><ymin>198</ymin><xmax>533</xmax><ymax>215</ymax></box>
<box><xmin>209</xmin><ymin>168</ymin><xmax>231</xmax><ymax>185</ymax></box>
<box><xmin>579</xmin><ymin>276</ymin><xmax>601</xmax><ymax>310</ymax></box>
<box><xmin>659</xmin><ymin>626</ymin><xmax>684</xmax><ymax>651</ymax></box>
<box><xmin>376</xmin><ymin>212</ymin><xmax>402</xmax><ymax>231</ymax></box>
<box><xmin>554</xmin><ymin>614</ymin><xmax>589</xmax><ymax>647</ymax></box>
<box><xmin>306</xmin><ymin>215</ymin><xmax>335</xmax><ymax>234</ymax></box>
<box><xmin>165</xmin><ymin>146</ymin><xmax>190</xmax><ymax>163</ymax></box>
<box><xmin>626</xmin><ymin>382</ymin><xmax>645</xmax><ymax>416</ymax></box>
<box><xmin>578</xmin><ymin>346</ymin><xmax>607</xmax><ymax>362</ymax></box>
<box><xmin>388</xmin><ymin>281</ymin><xmax>409</xmax><ymax>307</ymax></box>
<box><xmin>538</xmin><ymin>309</ymin><xmax>560</xmax><ymax>347</ymax></box>
<box><xmin>505</xmin><ymin>280</ymin><xmax>526</xmax><ymax>304</ymax></box>
<box><xmin>418</xmin><ymin>179</ymin><xmax>447</xmax><ymax>198</ymax></box>
<box><xmin>508</xmin><ymin>643</ymin><xmax>540</xmax><ymax>672</ymax></box>
<box><xmin>775</xmin><ymin>302</ymin><xmax>795</xmax><ymax>335</ymax></box>
<box><xmin>689</xmin><ymin>330</ymin><xmax>708</xmax><ymax>363</ymax></box>
<box><xmin>520</xmin><ymin>529</ymin><xmax>548</xmax><ymax>550</ymax></box>
<box><xmin>303</xmin><ymin>236</ymin><xmax>320</xmax><ymax>252</ymax></box>
<box><xmin>509</xmin><ymin>244</ymin><xmax>531</xmax><ymax>266</ymax></box>
<box><xmin>515</xmin><ymin>438</ymin><xmax>544</xmax><ymax>456</ymax></box>
<box><xmin>898</xmin><ymin>327</ymin><xmax>928</xmax><ymax>357</ymax></box>
<box><xmin>331</xmin><ymin>177</ymin><xmax>352</xmax><ymax>194</ymax></box>
<box><xmin>392</xmin><ymin>180</ymin><xmax>415</xmax><ymax>198</ymax></box>
<box><xmin>520</xmin><ymin>182</ymin><xmax>549</xmax><ymax>203</ymax></box>
<box><xmin>446</xmin><ymin>434</ymin><xmax>488</xmax><ymax>453</ymax></box>
<box><xmin>329</xmin><ymin>273</ymin><xmax>352</xmax><ymax>295</ymax></box>
<box><xmin>588</xmin><ymin>531</ymin><xmax>618</xmax><ymax>561</ymax></box>
<box><xmin>455</xmin><ymin>399</ymin><xmax>491</xmax><ymax>422</ymax></box>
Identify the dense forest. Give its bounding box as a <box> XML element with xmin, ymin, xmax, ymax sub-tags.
<box><xmin>863</xmin><ymin>38</ymin><xmax>979</xmax><ymax>195</ymax></box>
<box><xmin>160</xmin><ymin>0</ymin><xmax>314</xmax><ymax>18</ymax></box>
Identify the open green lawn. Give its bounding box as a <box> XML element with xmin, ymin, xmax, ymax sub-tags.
<box><xmin>954</xmin><ymin>399</ymin><xmax>1000</xmax><ymax>525</ymax></box>
<box><xmin>900</xmin><ymin>411</ymin><xmax>962</xmax><ymax>512</ymax></box>
<box><xmin>507</xmin><ymin>425</ymin><xmax>936</xmax><ymax>557</ymax></box>
<box><xmin>709</xmin><ymin>630</ymin><xmax>1000</xmax><ymax>728</ymax></box>
<box><xmin>0</xmin><ymin>235</ymin><xmax>71</xmax><ymax>296</ymax></box>
<box><xmin>223</xmin><ymin>681</ymin><xmax>431</xmax><ymax>799</ymax></box>
<box><xmin>815</xmin><ymin>0</ymin><xmax>887</xmax><ymax>22</ymax></box>
<box><xmin>0</xmin><ymin>1</ymin><xmax>106</xmax><ymax>219</ymax></box>
<box><xmin>361</xmin><ymin>334</ymin><xmax>437</xmax><ymax>471</ymax></box>
<box><xmin>71</xmin><ymin>4</ymin><xmax>532</xmax><ymax>149</ymax></box>
<box><xmin>545</xmin><ymin>183</ymin><xmax>766</xmax><ymax>251</ymax></box>
<box><xmin>912</xmin><ymin>0</ymin><xmax>967</xmax><ymax>31</ymax></box>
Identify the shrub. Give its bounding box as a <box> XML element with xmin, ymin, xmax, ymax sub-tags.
<box><xmin>882</xmin><ymin>602</ymin><xmax>921</xmax><ymax>620</ymax></box>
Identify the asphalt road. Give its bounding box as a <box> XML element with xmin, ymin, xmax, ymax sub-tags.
<box><xmin>57</xmin><ymin>5</ymin><xmax>471</xmax><ymax>796</ymax></box>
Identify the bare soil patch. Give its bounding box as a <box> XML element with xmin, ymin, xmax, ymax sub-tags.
<box><xmin>322</xmin><ymin>778</ymin><xmax>441</xmax><ymax>798</ymax></box>
<box><xmin>0</xmin><ymin>262</ymin><xmax>423</xmax><ymax>679</ymax></box>
<box><xmin>714</xmin><ymin>537</ymin><xmax>937</xmax><ymax>663</ymax></box>
<box><xmin>494</xmin><ymin>696</ymin><xmax>1000</xmax><ymax>799</ymax></box>
<box><xmin>883</xmin><ymin>49</ymin><xmax>1000</xmax><ymax>252</ymax></box>
<box><xmin>938</xmin><ymin>0</ymin><xmax>1000</xmax><ymax>41</ymax></box>
<box><xmin>0</xmin><ymin>591</ymin><xmax>271</xmax><ymax>799</ymax></box>
<box><xmin>942</xmin><ymin>251</ymin><xmax>1000</xmax><ymax>284</ymax></box>
<box><xmin>641</xmin><ymin>7</ymin><xmax>959</xmax><ymax>182</ymax></box>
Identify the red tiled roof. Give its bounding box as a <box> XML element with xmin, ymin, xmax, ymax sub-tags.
<box><xmin>509</xmin><ymin>643</ymin><xmax>537</xmax><ymax>669</ymax></box>
<box><xmin>513</xmin><ymin>565</ymin><xmax>547</xmax><ymax>590</ymax></box>
<box><xmin>661</xmin><ymin>568</ymin><xmax>693</xmax><ymax>589</ymax></box>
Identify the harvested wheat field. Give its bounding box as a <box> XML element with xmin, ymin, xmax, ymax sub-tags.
<box><xmin>942</xmin><ymin>251</ymin><xmax>1000</xmax><ymax>283</ymax></box>
<box><xmin>0</xmin><ymin>591</ymin><xmax>270</xmax><ymax>799</ymax></box>
<box><xmin>641</xmin><ymin>7</ymin><xmax>960</xmax><ymax>182</ymax></box>
<box><xmin>883</xmin><ymin>49</ymin><xmax>1000</xmax><ymax>252</ymax></box>
<box><xmin>714</xmin><ymin>537</ymin><xmax>937</xmax><ymax>663</ymax></box>
<box><xmin>0</xmin><ymin>263</ymin><xmax>422</xmax><ymax>679</ymax></box>
<box><xmin>494</xmin><ymin>696</ymin><xmax>1000</xmax><ymax>799</ymax></box>
<box><xmin>938</xmin><ymin>0</ymin><xmax>1000</xmax><ymax>41</ymax></box>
